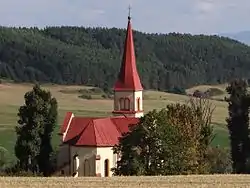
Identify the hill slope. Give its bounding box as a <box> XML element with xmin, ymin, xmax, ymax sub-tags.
<box><xmin>1</xmin><ymin>26</ymin><xmax>250</xmax><ymax>90</ymax></box>
<box><xmin>0</xmin><ymin>83</ymin><xmax>230</xmax><ymax>161</ymax></box>
<box><xmin>221</xmin><ymin>31</ymin><xmax>250</xmax><ymax>45</ymax></box>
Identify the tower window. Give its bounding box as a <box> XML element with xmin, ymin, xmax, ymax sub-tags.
<box><xmin>119</xmin><ymin>98</ymin><xmax>125</xmax><ymax>110</ymax></box>
<box><xmin>119</xmin><ymin>97</ymin><xmax>130</xmax><ymax>111</ymax></box>
<box><xmin>124</xmin><ymin>98</ymin><xmax>130</xmax><ymax>110</ymax></box>
<box><xmin>137</xmin><ymin>97</ymin><xmax>140</xmax><ymax>111</ymax></box>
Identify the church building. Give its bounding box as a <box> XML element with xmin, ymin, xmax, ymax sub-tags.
<box><xmin>57</xmin><ymin>14</ymin><xmax>143</xmax><ymax>177</ymax></box>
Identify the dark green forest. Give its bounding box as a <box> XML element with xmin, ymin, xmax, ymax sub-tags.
<box><xmin>0</xmin><ymin>26</ymin><xmax>250</xmax><ymax>90</ymax></box>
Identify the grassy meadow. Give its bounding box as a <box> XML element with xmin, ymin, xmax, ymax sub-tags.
<box><xmin>0</xmin><ymin>83</ymin><xmax>230</xmax><ymax>162</ymax></box>
<box><xmin>1</xmin><ymin>175</ymin><xmax>250</xmax><ymax>187</ymax></box>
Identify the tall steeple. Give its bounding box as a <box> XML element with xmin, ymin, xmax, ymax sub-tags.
<box><xmin>112</xmin><ymin>8</ymin><xmax>144</xmax><ymax>118</ymax></box>
<box><xmin>113</xmin><ymin>7</ymin><xmax>143</xmax><ymax>91</ymax></box>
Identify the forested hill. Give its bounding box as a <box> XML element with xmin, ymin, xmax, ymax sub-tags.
<box><xmin>0</xmin><ymin>26</ymin><xmax>250</xmax><ymax>91</ymax></box>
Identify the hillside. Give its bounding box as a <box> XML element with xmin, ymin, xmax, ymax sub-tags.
<box><xmin>0</xmin><ymin>83</ymin><xmax>230</xmax><ymax>162</ymax></box>
<box><xmin>220</xmin><ymin>31</ymin><xmax>250</xmax><ymax>46</ymax></box>
<box><xmin>1</xmin><ymin>26</ymin><xmax>250</xmax><ymax>91</ymax></box>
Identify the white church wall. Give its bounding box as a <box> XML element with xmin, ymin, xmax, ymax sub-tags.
<box><xmin>133</xmin><ymin>91</ymin><xmax>143</xmax><ymax>117</ymax></box>
<box><xmin>96</xmin><ymin>147</ymin><xmax>116</xmax><ymax>177</ymax></box>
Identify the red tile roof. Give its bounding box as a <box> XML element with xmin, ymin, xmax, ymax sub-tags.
<box><xmin>62</xmin><ymin>116</ymin><xmax>139</xmax><ymax>147</ymax></box>
<box><xmin>114</xmin><ymin>17</ymin><xmax>143</xmax><ymax>91</ymax></box>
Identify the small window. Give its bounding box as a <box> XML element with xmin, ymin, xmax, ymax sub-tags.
<box><xmin>124</xmin><ymin>98</ymin><xmax>130</xmax><ymax>110</ymax></box>
<box><xmin>119</xmin><ymin>98</ymin><xmax>125</xmax><ymax>110</ymax></box>
<box><xmin>120</xmin><ymin>97</ymin><xmax>130</xmax><ymax>111</ymax></box>
<box><xmin>137</xmin><ymin>97</ymin><xmax>140</xmax><ymax>111</ymax></box>
<box><xmin>84</xmin><ymin>159</ymin><xmax>90</xmax><ymax>176</ymax></box>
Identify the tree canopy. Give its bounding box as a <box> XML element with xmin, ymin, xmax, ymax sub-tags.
<box><xmin>15</xmin><ymin>84</ymin><xmax>58</xmax><ymax>176</ymax></box>
<box><xmin>0</xmin><ymin>26</ymin><xmax>250</xmax><ymax>90</ymax></box>
<box><xmin>112</xmin><ymin>98</ymin><xmax>217</xmax><ymax>175</ymax></box>
<box><xmin>226</xmin><ymin>79</ymin><xmax>250</xmax><ymax>173</ymax></box>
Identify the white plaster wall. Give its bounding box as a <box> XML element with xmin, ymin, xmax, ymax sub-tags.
<box><xmin>133</xmin><ymin>91</ymin><xmax>143</xmax><ymax>117</ymax></box>
<box><xmin>96</xmin><ymin>147</ymin><xmax>116</xmax><ymax>177</ymax></box>
<box><xmin>70</xmin><ymin>146</ymin><xmax>97</xmax><ymax>176</ymax></box>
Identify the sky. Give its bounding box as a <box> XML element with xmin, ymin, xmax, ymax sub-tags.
<box><xmin>0</xmin><ymin>0</ymin><xmax>249</xmax><ymax>35</ymax></box>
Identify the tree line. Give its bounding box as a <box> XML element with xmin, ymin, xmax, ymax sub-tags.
<box><xmin>1</xmin><ymin>26</ymin><xmax>250</xmax><ymax>92</ymax></box>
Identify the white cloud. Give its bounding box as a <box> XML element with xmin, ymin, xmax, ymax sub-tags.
<box><xmin>195</xmin><ymin>0</ymin><xmax>215</xmax><ymax>14</ymax></box>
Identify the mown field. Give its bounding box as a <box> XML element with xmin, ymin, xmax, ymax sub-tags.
<box><xmin>1</xmin><ymin>175</ymin><xmax>250</xmax><ymax>188</ymax></box>
<box><xmin>0</xmin><ymin>83</ymin><xmax>230</xmax><ymax>162</ymax></box>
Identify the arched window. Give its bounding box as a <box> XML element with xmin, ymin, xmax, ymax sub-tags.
<box><xmin>124</xmin><ymin>98</ymin><xmax>130</xmax><ymax>110</ymax></box>
<box><xmin>104</xmin><ymin>159</ymin><xmax>109</xmax><ymax>177</ymax></box>
<box><xmin>84</xmin><ymin>159</ymin><xmax>90</xmax><ymax>176</ymax></box>
<box><xmin>119</xmin><ymin>98</ymin><xmax>125</xmax><ymax>110</ymax></box>
<box><xmin>137</xmin><ymin>97</ymin><xmax>140</xmax><ymax>111</ymax></box>
<box><xmin>120</xmin><ymin>97</ymin><xmax>130</xmax><ymax>111</ymax></box>
<box><xmin>73</xmin><ymin>154</ymin><xmax>79</xmax><ymax>177</ymax></box>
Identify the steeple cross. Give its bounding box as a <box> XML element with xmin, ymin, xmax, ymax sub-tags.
<box><xmin>128</xmin><ymin>5</ymin><xmax>131</xmax><ymax>20</ymax></box>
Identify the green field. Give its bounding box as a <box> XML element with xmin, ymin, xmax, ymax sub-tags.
<box><xmin>0</xmin><ymin>83</ymin><xmax>230</xmax><ymax>162</ymax></box>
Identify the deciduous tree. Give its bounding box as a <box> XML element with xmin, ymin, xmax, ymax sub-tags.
<box><xmin>113</xmin><ymin>98</ymin><xmax>214</xmax><ymax>175</ymax></box>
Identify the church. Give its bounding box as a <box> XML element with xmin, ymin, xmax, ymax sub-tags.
<box><xmin>56</xmin><ymin>14</ymin><xmax>144</xmax><ymax>177</ymax></box>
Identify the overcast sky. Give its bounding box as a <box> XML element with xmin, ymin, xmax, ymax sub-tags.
<box><xmin>0</xmin><ymin>0</ymin><xmax>249</xmax><ymax>34</ymax></box>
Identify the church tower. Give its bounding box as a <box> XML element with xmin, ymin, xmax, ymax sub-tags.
<box><xmin>112</xmin><ymin>12</ymin><xmax>143</xmax><ymax>118</ymax></box>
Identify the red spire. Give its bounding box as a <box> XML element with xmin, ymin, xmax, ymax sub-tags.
<box><xmin>114</xmin><ymin>16</ymin><xmax>143</xmax><ymax>91</ymax></box>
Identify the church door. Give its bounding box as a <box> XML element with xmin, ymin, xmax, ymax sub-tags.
<box><xmin>104</xmin><ymin>159</ymin><xmax>109</xmax><ymax>177</ymax></box>
<box><xmin>84</xmin><ymin>159</ymin><xmax>90</xmax><ymax>176</ymax></box>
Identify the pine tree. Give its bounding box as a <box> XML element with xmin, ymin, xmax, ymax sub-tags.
<box><xmin>15</xmin><ymin>84</ymin><xmax>58</xmax><ymax>176</ymax></box>
<box><xmin>226</xmin><ymin>79</ymin><xmax>250</xmax><ymax>173</ymax></box>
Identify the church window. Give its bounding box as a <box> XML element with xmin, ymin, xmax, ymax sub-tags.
<box><xmin>137</xmin><ymin>97</ymin><xmax>140</xmax><ymax>111</ymax></box>
<box><xmin>119</xmin><ymin>98</ymin><xmax>125</xmax><ymax>110</ymax></box>
<box><xmin>73</xmin><ymin>154</ymin><xmax>79</xmax><ymax>176</ymax></box>
<box><xmin>84</xmin><ymin>159</ymin><xmax>90</xmax><ymax>176</ymax></box>
<box><xmin>119</xmin><ymin>97</ymin><xmax>130</xmax><ymax>111</ymax></box>
<box><xmin>124</xmin><ymin>98</ymin><xmax>130</xmax><ymax>110</ymax></box>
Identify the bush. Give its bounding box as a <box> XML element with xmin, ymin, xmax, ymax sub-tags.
<box><xmin>206</xmin><ymin>88</ymin><xmax>224</xmax><ymax>97</ymax></box>
<box><xmin>89</xmin><ymin>87</ymin><xmax>103</xmax><ymax>94</ymax></box>
<box><xmin>79</xmin><ymin>94</ymin><xmax>92</xmax><ymax>100</ymax></box>
<box><xmin>207</xmin><ymin>146</ymin><xmax>232</xmax><ymax>174</ymax></box>
<box><xmin>3</xmin><ymin>162</ymin><xmax>43</xmax><ymax>177</ymax></box>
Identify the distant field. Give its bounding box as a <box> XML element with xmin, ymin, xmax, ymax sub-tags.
<box><xmin>186</xmin><ymin>84</ymin><xmax>228</xmax><ymax>100</ymax></box>
<box><xmin>1</xmin><ymin>175</ymin><xmax>250</xmax><ymax>188</ymax></box>
<box><xmin>0</xmin><ymin>83</ymin><xmax>230</xmax><ymax>161</ymax></box>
